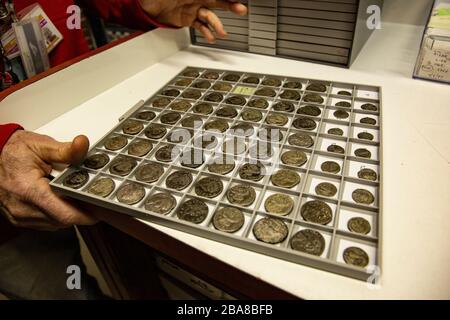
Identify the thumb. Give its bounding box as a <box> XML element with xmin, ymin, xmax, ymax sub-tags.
<box><xmin>37</xmin><ymin>135</ymin><xmax>90</xmax><ymax>165</ymax></box>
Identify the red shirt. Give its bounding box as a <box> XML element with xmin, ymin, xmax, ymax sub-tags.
<box><xmin>1</xmin><ymin>0</ymin><xmax>160</xmax><ymax>151</ymax></box>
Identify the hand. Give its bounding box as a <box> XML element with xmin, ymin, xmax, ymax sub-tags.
<box><xmin>0</xmin><ymin>131</ymin><xmax>97</xmax><ymax>231</ymax></box>
<box><xmin>139</xmin><ymin>0</ymin><xmax>248</xmax><ymax>43</ymax></box>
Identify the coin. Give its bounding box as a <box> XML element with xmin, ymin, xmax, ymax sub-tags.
<box><xmin>226</xmin><ymin>185</ymin><xmax>256</xmax><ymax>207</ymax></box>
<box><xmin>258</xmin><ymin>128</ymin><xmax>284</xmax><ymax>142</ymax></box>
<box><xmin>223</xmin><ymin>73</ymin><xmax>241</xmax><ymax>82</ymax></box>
<box><xmin>249</xmin><ymin>143</ymin><xmax>273</xmax><ymax>159</ymax></box>
<box><xmin>182</xmin><ymin>89</ymin><xmax>202</xmax><ymax>100</ymax></box>
<box><xmin>63</xmin><ymin>170</ymin><xmax>89</xmax><ymax>189</ymax></box>
<box><xmin>361</xmin><ymin>103</ymin><xmax>378</xmax><ymax>111</ymax></box>
<box><xmin>155</xmin><ymin>145</ymin><xmax>179</xmax><ymax>162</ymax></box>
<box><xmin>239</xmin><ymin>163</ymin><xmax>265</xmax><ymax>181</ymax></box>
<box><xmin>281</xmin><ymin>150</ymin><xmax>307</xmax><ymax>167</ymax></box>
<box><xmin>355</xmin><ymin>148</ymin><xmax>372</xmax><ymax>159</ymax></box>
<box><xmin>216</xmin><ymin>106</ymin><xmax>238</xmax><ymax>118</ymax></box>
<box><xmin>348</xmin><ymin>217</ymin><xmax>371</xmax><ymax>235</ymax></box>
<box><xmin>136</xmin><ymin>111</ymin><xmax>156</xmax><ymax>121</ymax></box>
<box><xmin>195</xmin><ymin>177</ymin><xmax>223</xmax><ymax>198</ymax></box>
<box><xmin>336</xmin><ymin>101</ymin><xmax>351</xmax><ymax>108</ymax></box>
<box><xmin>174</xmin><ymin>78</ymin><xmax>192</xmax><ymax>87</ymax></box>
<box><xmin>321</xmin><ymin>161</ymin><xmax>341</xmax><ymax>174</ymax></box>
<box><xmin>301</xmin><ymin>200</ymin><xmax>333</xmax><ymax>225</ymax></box>
<box><xmin>202</xmin><ymin>71</ymin><xmax>220</xmax><ymax>80</ymax></box>
<box><xmin>145</xmin><ymin>124</ymin><xmax>167</xmax><ymax>139</ymax></box>
<box><xmin>193</xmin><ymin>102</ymin><xmax>213</xmax><ymax>115</ymax></box>
<box><xmin>161</xmin><ymin>89</ymin><xmax>180</xmax><ymax>97</ymax></box>
<box><xmin>87</xmin><ymin>178</ymin><xmax>115</xmax><ymax>198</ymax></box>
<box><xmin>343</xmin><ymin>247</ymin><xmax>369</xmax><ymax>268</ymax></box>
<box><xmin>135</xmin><ymin>163</ymin><xmax>164</xmax><ymax>183</ymax></box>
<box><xmin>194</xmin><ymin>135</ymin><xmax>218</xmax><ymax>150</ymax></box>
<box><xmin>205</xmin><ymin>92</ymin><xmax>224</xmax><ymax>103</ymax></box>
<box><xmin>303</xmin><ymin>94</ymin><xmax>324</xmax><ymax>104</ymax></box>
<box><xmin>213</xmin><ymin>207</ymin><xmax>245</xmax><ymax>233</ymax></box>
<box><xmin>253</xmin><ymin>218</ymin><xmax>288</xmax><ymax>244</ymax></box>
<box><xmin>177</xmin><ymin>198</ymin><xmax>209</xmax><ymax>224</ymax></box>
<box><xmin>280</xmin><ymin>90</ymin><xmax>301</xmax><ymax>100</ymax></box>
<box><xmin>271</xmin><ymin>169</ymin><xmax>301</xmax><ymax>188</ymax></box>
<box><xmin>122</xmin><ymin>120</ymin><xmax>144</xmax><ymax>135</ymax></box>
<box><xmin>352</xmin><ymin>189</ymin><xmax>375</xmax><ymax>205</ymax></box>
<box><xmin>204</xmin><ymin>119</ymin><xmax>229</xmax><ymax>133</ymax></box>
<box><xmin>290</xmin><ymin>229</ymin><xmax>325</xmax><ymax>256</ymax></box>
<box><xmin>297</xmin><ymin>105</ymin><xmax>321</xmax><ymax>117</ymax></box>
<box><xmin>334</xmin><ymin>110</ymin><xmax>349</xmax><ymax>119</ymax></box>
<box><xmin>338</xmin><ymin>90</ymin><xmax>352</xmax><ymax>96</ymax></box>
<box><xmin>266</xmin><ymin>113</ymin><xmax>288</xmax><ymax>126</ymax></box>
<box><xmin>182</xmin><ymin>70</ymin><xmax>200</xmax><ymax>78</ymax></box>
<box><xmin>180</xmin><ymin>148</ymin><xmax>205</xmax><ymax>168</ymax></box>
<box><xmin>360</xmin><ymin>117</ymin><xmax>377</xmax><ymax>125</ymax></box>
<box><xmin>208</xmin><ymin>157</ymin><xmax>235</xmax><ymax>175</ymax></box>
<box><xmin>116</xmin><ymin>183</ymin><xmax>145</xmax><ymax>205</ymax></box>
<box><xmin>262</xmin><ymin>78</ymin><xmax>282</xmax><ymax>87</ymax></box>
<box><xmin>223</xmin><ymin>138</ymin><xmax>247</xmax><ymax>155</ymax></box>
<box><xmin>166</xmin><ymin>171</ymin><xmax>193</xmax><ymax>190</ymax></box>
<box><xmin>110</xmin><ymin>157</ymin><xmax>138</xmax><ymax>176</ymax></box>
<box><xmin>358</xmin><ymin>132</ymin><xmax>374</xmax><ymax>141</ymax></box>
<box><xmin>328</xmin><ymin>128</ymin><xmax>344</xmax><ymax>136</ymax></box>
<box><xmin>242</xmin><ymin>109</ymin><xmax>263</xmax><ymax>122</ymax></box>
<box><xmin>293</xmin><ymin>117</ymin><xmax>317</xmax><ymax>131</ymax></box>
<box><xmin>105</xmin><ymin>136</ymin><xmax>127</xmax><ymax>151</ymax></box>
<box><xmin>273</xmin><ymin>101</ymin><xmax>295</xmax><ymax>112</ymax></box>
<box><xmin>358</xmin><ymin>168</ymin><xmax>377</xmax><ymax>181</ymax></box>
<box><xmin>255</xmin><ymin>88</ymin><xmax>277</xmax><ymax>97</ymax></box>
<box><xmin>212</xmin><ymin>82</ymin><xmax>232</xmax><ymax>91</ymax></box>
<box><xmin>307</xmin><ymin>83</ymin><xmax>327</xmax><ymax>92</ymax></box>
<box><xmin>193</xmin><ymin>80</ymin><xmax>211</xmax><ymax>89</ymax></box>
<box><xmin>232</xmin><ymin>123</ymin><xmax>254</xmax><ymax>137</ymax></box>
<box><xmin>128</xmin><ymin>140</ymin><xmax>153</xmax><ymax>157</ymax></box>
<box><xmin>160</xmin><ymin>112</ymin><xmax>181</xmax><ymax>125</ymax></box>
<box><xmin>225</xmin><ymin>95</ymin><xmax>246</xmax><ymax>106</ymax></box>
<box><xmin>284</xmin><ymin>81</ymin><xmax>302</xmax><ymax>89</ymax></box>
<box><xmin>152</xmin><ymin>97</ymin><xmax>172</xmax><ymax>108</ymax></box>
<box><xmin>171</xmin><ymin>100</ymin><xmax>192</xmax><ymax>111</ymax></box>
<box><xmin>167</xmin><ymin>129</ymin><xmax>193</xmax><ymax>144</ymax></box>
<box><xmin>315</xmin><ymin>182</ymin><xmax>337</xmax><ymax>197</ymax></box>
<box><xmin>243</xmin><ymin>76</ymin><xmax>260</xmax><ymax>84</ymax></box>
<box><xmin>248</xmin><ymin>98</ymin><xmax>269</xmax><ymax>109</ymax></box>
<box><xmin>288</xmin><ymin>133</ymin><xmax>314</xmax><ymax>148</ymax></box>
<box><xmin>145</xmin><ymin>193</ymin><xmax>177</xmax><ymax>215</ymax></box>
<box><xmin>182</xmin><ymin>115</ymin><xmax>203</xmax><ymax>128</ymax></box>
<box><xmin>84</xmin><ymin>153</ymin><xmax>110</xmax><ymax>170</ymax></box>
<box><xmin>265</xmin><ymin>194</ymin><xmax>294</xmax><ymax>216</ymax></box>
<box><xmin>327</xmin><ymin>144</ymin><xmax>345</xmax><ymax>154</ymax></box>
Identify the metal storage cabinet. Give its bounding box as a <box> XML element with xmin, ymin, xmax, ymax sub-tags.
<box><xmin>191</xmin><ymin>0</ymin><xmax>383</xmax><ymax>67</ymax></box>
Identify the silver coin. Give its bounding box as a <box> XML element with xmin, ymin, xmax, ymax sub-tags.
<box><xmin>213</xmin><ymin>207</ymin><xmax>245</xmax><ymax>233</ymax></box>
<box><xmin>105</xmin><ymin>136</ymin><xmax>127</xmax><ymax>151</ymax></box>
<box><xmin>144</xmin><ymin>193</ymin><xmax>177</xmax><ymax>215</ymax></box>
<box><xmin>122</xmin><ymin>120</ymin><xmax>144</xmax><ymax>135</ymax></box>
<box><xmin>253</xmin><ymin>218</ymin><xmax>289</xmax><ymax>244</ymax></box>
<box><xmin>87</xmin><ymin>178</ymin><xmax>115</xmax><ymax>198</ymax></box>
<box><xmin>128</xmin><ymin>140</ymin><xmax>153</xmax><ymax>157</ymax></box>
<box><xmin>109</xmin><ymin>157</ymin><xmax>138</xmax><ymax>176</ymax></box>
<box><xmin>63</xmin><ymin>170</ymin><xmax>89</xmax><ymax>189</ymax></box>
<box><xmin>116</xmin><ymin>183</ymin><xmax>146</xmax><ymax>205</ymax></box>
<box><xmin>135</xmin><ymin>163</ymin><xmax>164</xmax><ymax>183</ymax></box>
<box><xmin>84</xmin><ymin>153</ymin><xmax>110</xmax><ymax>170</ymax></box>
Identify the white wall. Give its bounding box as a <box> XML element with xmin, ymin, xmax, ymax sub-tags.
<box><xmin>382</xmin><ymin>0</ymin><xmax>435</xmax><ymax>25</ymax></box>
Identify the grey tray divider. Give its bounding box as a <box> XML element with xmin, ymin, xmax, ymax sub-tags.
<box><xmin>51</xmin><ymin>66</ymin><xmax>382</xmax><ymax>281</ymax></box>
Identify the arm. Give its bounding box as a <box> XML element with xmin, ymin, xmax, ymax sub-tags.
<box><xmin>80</xmin><ymin>0</ymin><xmax>248</xmax><ymax>43</ymax></box>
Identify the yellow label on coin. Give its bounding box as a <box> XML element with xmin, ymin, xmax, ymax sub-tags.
<box><xmin>233</xmin><ymin>86</ymin><xmax>256</xmax><ymax>95</ymax></box>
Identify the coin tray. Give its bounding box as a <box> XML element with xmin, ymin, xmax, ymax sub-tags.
<box><xmin>51</xmin><ymin>67</ymin><xmax>383</xmax><ymax>281</ymax></box>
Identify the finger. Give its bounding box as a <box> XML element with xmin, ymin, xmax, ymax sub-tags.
<box><xmin>198</xmin><ymin>8</ymin><xmax>227</xmax><ymax>38</ymax></box>
<box><xmin>31</xmin><ymin>135</ymin><xmax>90</xmax><ymax>165</ymax></box>
<box><xmin>193</xmin><ymin>20</ymin><xmax>216</xmax><ymax>43</ymax></box>
<box><xmin>202</xmin><ymin>0</ymin><xmax>248</xmax><ymax>16</ymax></box>
<box><xmin>30</xmin><ymin>178</ymin><xmax>98</xmax><ymax>226</ymax></box>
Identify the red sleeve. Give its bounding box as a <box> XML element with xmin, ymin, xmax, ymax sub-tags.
<box><xmin>0</xmin><ymin>124</ymin><xmax>23</xmax><ymax>153</ymax></box>
<box><xmin>80</xmin><ymin>0</ymin><xmax>169</xmax><ymax>30</ymax></box>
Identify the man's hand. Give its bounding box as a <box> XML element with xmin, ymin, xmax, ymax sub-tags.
<box><xmin>139</xmin><ymin>0</ymin><xmax>248</xmax><ymax>43</ymax></box>
<box><xmin>0</xmin><ymin>131</ymin><xmax>97</xmax><ymax>231</ymax></box>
